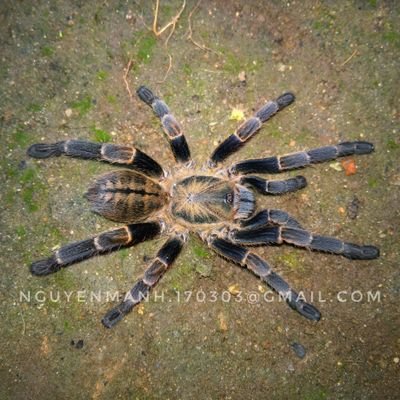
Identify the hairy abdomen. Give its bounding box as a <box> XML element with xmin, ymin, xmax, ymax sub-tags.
<box><xmin>85</xmin><ymin>170</ymin><xmax>167</xmax><ymax>223</ymax></box>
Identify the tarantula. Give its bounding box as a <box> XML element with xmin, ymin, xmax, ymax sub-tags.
<box><xmin>27</xmin><ymin>86</ymin><xmax>379</xmax><ymax>328</ymax></box>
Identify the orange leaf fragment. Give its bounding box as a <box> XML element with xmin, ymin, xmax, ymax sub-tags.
<box><xmin>341</xmin><ymin>159</ymin><xmax>357</xmax><ymax>176</ymax></box>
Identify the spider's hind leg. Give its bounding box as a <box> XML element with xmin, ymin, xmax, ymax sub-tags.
<box><xmin>102</xmin><ymin>233</ymin><xmax>186</xmax><ymax>328</ymax></box>
<box><xmin>28</xmin><ymin>140</ymin><xmax>165</xmax><ymax>179</ymax></box>
<box><xmin>30</xmin><ymin>222</ymin><xmax>163</xmax><ymax>276</ymax></box>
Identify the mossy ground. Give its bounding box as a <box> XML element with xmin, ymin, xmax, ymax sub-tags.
<box><xmin>0</xmin><ymin>1</ymin><xmax>399</xmax><ymax>399</ymax></box>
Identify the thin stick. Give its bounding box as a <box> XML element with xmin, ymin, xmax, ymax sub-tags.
<box><xmin>187</xmin><ymin>0</ymin><xmax>217</xmax><ymax>54</ymax></box>
<box><xmin>123</xmin><ymin>58</ymin><xmax>134</xmax><ymax>101</ymax></box>
<box><xmin>153</xmin><ymin>0</ymin><xmax>186</xmax><ymax>37</ymax></box>
<box><xmin>340</xmin><ymin>49</ymin><xmax>358</xmax><ymax>67</ymax></box>
<box><xmin>152</xmin><ymin>0</ymin><xmax>186</xmax><ymax>83</ymax></box>
<box><xmin>158</xmin><ymin>53</ymin><xmax>173</xmax><ymax>83</ymax></box>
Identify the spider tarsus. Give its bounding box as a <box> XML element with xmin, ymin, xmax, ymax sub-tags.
<box><xmin>102</xmin><ymin>301</ymin><xmax>134</xmax><ymax>329</ymax></box>
<box><xmin>276</xmin><ymin>92</ymin><xmax>295</xmax><ymax>109</ymax></box>
<box><xmin>336</xmin><ymin>141</ymin><xmax>374</xmax><ymax>156</ymax></box>
<box><xmin>27</xmin><ymin>142</ymin><xmax>64</xmax><ymax>158</ymax></box>
<box><xmin>30</xmin><ymin>256</ymin><xmax>61</xmax><ymax>276</ymax></box>
<box><xmin>136</xmin><ymin>85</ymin><xmax>156</xmax><ymax>105</ymax></box>
<box><xmin>355</xmin><ymin>141</ymin><xmax>374</xmax><ymax>154</ymax></box>
<box><xmin>342</xmin><ymin>244</ymin><xmax>379</xmax><ymax>260</ymax></box>
<box><xmin>287</xmin><ymin>295</ymin><xmax>321</xmax><ymax>321</ymax></box>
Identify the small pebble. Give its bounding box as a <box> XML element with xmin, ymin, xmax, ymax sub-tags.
<box><xmin>228</xmin><ymin>284</ymin><xmax>240</xmax><ymax>295</ymax></box>
<box><xmin>291</xmin><ymin>342</ymin><xmax>306</xmax><ymax>359</ymax></box>
<box><xmin>278</xmin><ymin>63</ymin><xmax>286</xmax><ymax>72</ymax></box>
<box><xmin>71</xmin><ymin>339</ymin><xmax>84</xmax><ymax>349</ymax></box>
<box><xmin>238</xmin><ymin>70</ymin><xmax>246</xmax><ymax>83</ymax></box>
<box><xmin>347</xmin><ymin>195</ymin><xmax>360</xmax><ymax>219</ymax></box>
<box><xmin>18</xmin><ymin>160</ymin><xmax>27</xmax><ymax>170</ymax></box>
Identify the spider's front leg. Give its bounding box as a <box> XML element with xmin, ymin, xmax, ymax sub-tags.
<box><xmin>28</xmin><ymin>141</ymin><xmax>165</xmax><ymax>179</ymax></box>
<box><xmin>30</xmin><ymin>222</ymin><xmax>163</xmax><ymax>275</ymax></box>
<box><xmin>137</xmin><ymin>86</ymin><xmax>191</xmax><ymax>164</ymax></box>
<box><xmin>229</xmin><ymin>141</ymin><xmax>374</xmax><ymax>175</ymax></box>
<box><xmin>208</xmin><ymin>92</ymin><xmax>295</xmax><ymax>166</ymax></box>
<box><xmin>102</xmin><ymin>233</ymin><xmax>186</xmax><ymax>328</ymax></box>
<box><xmin>240</xmin><ymin>209</ymin><xmax>304</xmax><ymax>230</ymax></box>
<box><xmin>203</xmin><ymin>235</ymin><xmax>321</xmax><ymax>321</ymax></box>
<box><xmin>230</xmin><ymin>222</ymin><xmax>379</xmax><ymax>260</ymax></box>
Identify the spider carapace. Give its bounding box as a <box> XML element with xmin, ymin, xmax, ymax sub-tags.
<box><xmin>27</xmin><ymin>85</ymin><xmax>379</xmax><ymax>328</ymax></box>
<box><xmin>170</xmin><ymin>174</ymin><xmax>255</xmax><ymax>225</ymax></box>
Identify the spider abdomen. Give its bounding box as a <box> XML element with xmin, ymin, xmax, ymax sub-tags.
<box><xmin>85</xmin><ymin>170</ymin><xmax>167</xmax><ymax>223</ymax></box>
<box><xmin>170</xmin><ymin>175</ymin><xmax>255</xmax><ymax>226</ymax></box>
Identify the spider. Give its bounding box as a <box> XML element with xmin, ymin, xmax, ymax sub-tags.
<box><xmin>27</xmin><ymin>86</ymin><xmax>379</xmax><ymax>328</ymax></box>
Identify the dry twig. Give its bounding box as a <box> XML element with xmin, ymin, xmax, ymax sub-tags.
<box><xmin>158</xmin><ymin>53</ymin><xmax>173</xmax><ymax>83</ymax></box>
<box><xmin>340</xmin><ymin>49</ymin><xmax>358</xmax><ymax>67</ymax></box>
<box><xmin>152</xmin><ymin>0</ymin><xmax>186</xmax><ymax>82</ymax></box>
<box><xmin>187</xmin><ymin>0</ymin><xmax>217</xmax><ymax>54</ymax></box>
<box><xmin>123</xmin><ymin>58</ymin><xmax>135</xmax><ymax>101</ymax></box>
<box><xmin>153</xmin><ymin>0</ymin><xmax>186</xmax><ymax>38</ymax></box>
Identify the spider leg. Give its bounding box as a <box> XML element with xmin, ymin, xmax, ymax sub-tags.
<box><xmin>240</xmin><ymin>175</ymin><xmax>307</xmax><ymax>195</ymax></box>
<box><xmin>136</xmin><ymin>86</ymin><xmax>191</xmax><ymax>164</ymax></box>
<box><xmin>240</xmin><ymin>209</ymin><xmax>304</xmax><ymax>230</ymax></box>
<box><xmin>204</xmin><ymin>236</ymin><xmax>321</xmax><ymax>321</ymax></box>
<box><xmin>229</xmin><ymin>225</ymin><xmax>380</xmax><ymax>260</ymax></box>
<box><xmin>229</xmin><ymin>141</ymin><xmax>374</xmax><ymax>175</ymax></box>
<box><xmin>30</xmin><ymin>222</ymin><xmax>163</xmax><ymax>276</ymax></box>
<box><xmin>27</xmin><ymin>140</ymin><xmax>165</xmax><ymax>179</ymax></box>
<box><xmin>102</xmin><ymin>233</ymin><xmax>186</xmax><ymax>328</ymax></box>
<box><xmin>208</xmin><ymin>92</ymin><xmax>295</xmax><ymax>166</ymax></box>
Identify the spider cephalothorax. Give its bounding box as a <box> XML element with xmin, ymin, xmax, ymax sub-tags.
<box><xmin>27</xmin><ymin>85</ymin><xmax>379</xmax><ymax>328</ymax></box>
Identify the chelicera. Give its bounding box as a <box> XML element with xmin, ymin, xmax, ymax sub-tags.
<box><xmin>27</xmin><ymin>86</ymin><xmax>379</xmax><ymax>328</ymax></box>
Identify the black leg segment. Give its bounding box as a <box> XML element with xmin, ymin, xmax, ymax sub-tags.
<box><xmin>241</xmin><ymin>175</ymin><xmax>307</xmax><ymax>195</ymax></box>
<box><xmin>30</xmin><ymin>222</ymin><xmax>163</xmax><ymax>276</ymax></box>
<box><xmin>137</xmin><ymin>86</ymin><xmax>191</xmax><ymax>164</ymax></box>
<box><xmin>28</xmin><ymin>140</ymin><xmax>165</xmax><ymax>179</ymax></box>
<box><xmin>206</xmin><ymin>237</ymin><xmax>320</xmax><ymax>321</ymax></box>
<box><xmin>102</xmin><ymin>234</ymin><xmax>185</xmax><ymax>328</ymax></box>
<box><xmin>241</xmin><ymin>209</ymin><xmax>304</xmax><ymax>229</ymax></box>
<box><xmin>229</xmin><ymin>141</ymin><xmax>375</xmax><ymax>175</ymax></box>
<box><xmin>209</xmin><ymin>92</ymin><xmax>295</xmax><ymax>166</ymax></box>
<box><xmin>230</xmin><ymin>226</ymin><xmax>379</xmax><ymax>260</ymax></box>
